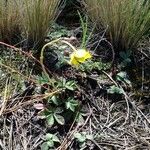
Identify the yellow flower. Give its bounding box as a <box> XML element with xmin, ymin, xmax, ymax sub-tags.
<box><xmin>69</xmin><ymin>49</ymin><xmax>92</xmax><ymax>66</ymax></box>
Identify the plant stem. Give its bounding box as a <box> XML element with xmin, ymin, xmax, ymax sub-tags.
<box><xmin>40</xmin><ymin>38</ymin><xmax>77</xmax><ymax>82</ymax></box>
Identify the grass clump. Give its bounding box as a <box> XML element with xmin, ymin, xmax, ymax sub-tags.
<box><xmin>20</xmin><ymin>0</ymin><xmax>61</xmax><ymax>50</ymax></box>
<box><xmin>0</xmin><ymin>0</ymin><xmax>20</xmax><ymax>43</ymax></box>
<box><xmin>84</xmin><ymin>0</ymin><xmax>150</xmax><ymax>54</ymax></box>
<box><xmin>0</xmin><ymin>0</ymin><xmax>61</xmax><ymax>51</ymax></box>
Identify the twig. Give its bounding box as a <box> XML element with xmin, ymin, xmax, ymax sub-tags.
<box><xmin>2</xmin><ymin>90</ymin><xmax>62</xmax><ymax>114</ymax></box>
<box><xmin>102</xmin><ymin>70</ymin><xmax>130</xmax><ymax>125</ymax></box>
<box><xmin>57</xmin><ymin>103</ymin><xmax>92</xmax><ymax>150</ymax></box>
<box><xmin>90</xmin><ymin>139</ymin><xmax>103</xmax><ymax>150</ymax></box>
<box><xmin>0</xmin><ymin>79</ymin><xmax>9</xmax><ymax>116</ymax></box>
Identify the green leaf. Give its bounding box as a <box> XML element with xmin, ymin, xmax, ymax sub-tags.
<box><xmin>37</xmin><ymin>73</ymin><xmax>49</xmax><ymax>85</ymax></box>
<box><xmin>75</xmin><ymin>113</ymin><xmax>85</xmax><ymax>124</ymax></box>
<box><xmin>66</xmin><ymin>102</ymin><xmax>75</xmax><ymax>112</ymax></box>
<box><xmin>46</xmin><ymin>133</ymin><xmax>53</xmax><ymax>140</ymax></box>
<box><xmin>74</xmin><ymin>133</ymin><xmax>82</xmax><ymax>139</ymax></box>
<box><xmin>65</xmin><ymin>85</ymin><xmax>74</xmax><ymax>91</ymax></box>
<box><xmin>66</xmin><ymin>99</ymin><xmax>78</xmax><ymax>112</ymax></box>
<box><xmin>41</xmin><ymin>142</ymin><xmax>49</xmax><ymax>150</ymax></box>
<box><xmin>44</xmin><ymin>109</ymin><xmax>53</xmax><ymax>116</ymax></box>
<box><xmin>47</xmin><ymin>114</ymin><xmax>54</xmax><ymax>126</ymax></box>
<box><xmin>52</xmin><ymin>135</ymin><xmax>60</xmax><ymax>143</ymax></box>
<box><xmin>62</xmin><ymin>78</ymin><xmax>66</xmax><ymax>87</ymax></box>
<box><xmin>54</xmin><ymin>114</ymin><xmax>65</xmax><ymax>125</ymax></box>
<box><xmin>124</xmin><ymin>78</ymin><xmax>131</xmax><ymax>85</ymax></box>
<box><xmin>116</xmin><ymin>72</ymin><xmax>131</xmax><ymax>85</ymax></box>
<box><xmin>74</xmin><ymin>133</ymin><xmax>86</xmax><ymax>143</ymax></box>
<box><xmin>79</xmin><ymin>142</ymin><xmax>86</xmax><ymax>149</ymax></box>
<box><xmin>54</xmin><ymin>107</ymin><xmax>63</xmax><ymax>114</ymax></box>
<box><xmin>47</xmin><ymin>141</ymin><xmax>54</xmax><ymax>147</ymax></box>
<box><xmin>38</xmin><ymin>110</ymin><xmax>46</xmax><ymax>119</ymax></box>
<box><xmin>107</xmin><ymin>85</ymin><xmax>123</xmax><ymax>94</ymax></box>
<box><xmin>50</xmin><ymin>95</ymin><xmax>59</xmax><ymax>105</ymax></box>
<box><xmin>126</xmin><ymin>50</ymin><xmax>131</xmax><ymax>57</ymax></box>
<box><xmin>116</xmin><ymin>72</ymin><xmax>127</xmax><ymax>81</ymax></box>
<box><xmin>65</xmin><ymin>81</ymin><xmax>76</xmax><ymax>91</ymax></box>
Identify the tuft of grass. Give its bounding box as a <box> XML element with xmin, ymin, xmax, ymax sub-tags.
<box><xmin>84</xmin><ymin>0</ymin><xmax>150</xmax><ymax>54</ymax></box>
<box><xmin>0</xmin><ymin>0</ymin><xmax>21</xmax><ymax>44</ymax></box>
<box><xmin>19</xmin><ymin>0</ymin><xmax>61</xmax><ymax>51</ymax></box>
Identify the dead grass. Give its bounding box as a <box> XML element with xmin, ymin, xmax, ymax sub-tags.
<box><xmin>0</xmin><ymin>0</ymin><xmax>21</xmax><ymax>43</ymax></box>
<box><xmin>19</xmin><ymin>0</ymin><xmax>61</xmax><ymax>50</ymax></box>
<box><xmin>0</xmin><ymin>0</ymin><xmax>61</xmax><ymax>49</ymax></box>
<box><xmin>84</xmin><ymin>0</ymin><xmax>150</xmax><ymax>53</ymax></box>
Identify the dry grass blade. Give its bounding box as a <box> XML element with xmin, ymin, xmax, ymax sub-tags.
<box><xmin>0</xmin><ymin>0</ymin><xmax>20</xmax><ymax>43</ymax></box>
<box><xmin>19</xmin><ymin>0</ymin><xmax>61</xmax><ymax>50</ymax></box>
<box><xmin>0</xmin><ymin>78</ymin><xmax>9</xmax><ymax>116</ymax></box>
<box><xmin>84</xmin><ymin>0</ymin><xmax>150</xmax><ymax>53</ymax></box>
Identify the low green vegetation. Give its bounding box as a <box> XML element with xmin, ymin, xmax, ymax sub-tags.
<box><xmin>41</xmin><ymin>133</ymin><xmax>60</xmax><ymax>150</ymax></box>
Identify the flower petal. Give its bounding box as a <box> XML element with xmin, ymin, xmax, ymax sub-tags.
<box><xmin>75</xmin><ymin>49</ymin><xmax>87</xmax><ymax>58</ymax></box>
<box><xmin>69</xmin><ymin>49</ymin><xmax>92</xmax><ymax>66</ymax></box>
<box><xmin>76</xmin><ymin>56</ymin><xmax>86</xmax><ymax>63</ymax></box>
<box><xmin>84</xmin><ymin>51</ymin><xmax>92</xmax><ymax>59</ymax></box>
<box><xmin>75</xmin><ymin>49</ymin><xmax>92</xmax><ymax>63</ymax></box>
<box><xmin>69</xmin><ymin>53</ymin><xmax>79</xmax><ymax>65</ymax></box>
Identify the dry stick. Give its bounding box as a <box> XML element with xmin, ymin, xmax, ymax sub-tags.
<box><xmin>40</xmin><ymin>38</ymin><xmax>61</xmax><ymax>82</ymax></box>
<box><xmin>0</xmin><ymin>41</ymin><xmax>38</xmax><ymax>63</ymax></box>
<box><xmin>87</xmin><ymin>103</ymin><xmax>102</xmax><ymax>150</ymax></box>
<box><xmin>0</xmin><ymin>39</ymin><xmax>77</xmax><ymax>115</ymax></box>
<box><xmin>106</xmin><ymin>116</ymin><xmax>123</xmax><ymax>128</ymax></box>
<box><xmin>0</xmin><ymin>79</ymin><xmax>9</xmax><ymax>116</ymax></box>
<box><xmin>3</xmin><ymin>118</ymin><xmax>6</xmax><ymax>149</ymax></box>
<box><xmin>57</xmin><ymin>125</ymin><xmax>79</xmax><ymax>150</ymax></box>
<box><xmin>89</xmin><ymin>139</ymin><xmax>103</xmax><ymax>150</ymax></box>
<box><xmin>98</xmin><ymin>142</ymin><xmax>123</xmax><ymax>148</ymax></box>
<box><xmin>102</xmin><ymin>70</ymin><xmax>130</xmax><ymax>125</ymax></box>
<box><xmin>102</xmin><ymin>71</ymin><xmax>118</xmax><ymax>87</ymax></box>
<box><xmin>0</xmin><ymin>63</ymin><xmax>30</xmax><ymax>81</ymax></box>
<box><xmin>91</xmin><ymin>36</ymin><xmax>115</xmax><ymax>69</ymax></box>
<box><xmin>103</xmin><ymin>39</ymin><xmax>115</xmax><ymax>68</ymax></box>
<box><xmin>93</xmin><ymin>27</ymin><xmax>108</xmax><ymax>52</ymax></box>
<box><xmin>0</xmin><ymin>41</ymin><xmax>54</xmax><ymax>78</ymax></box>
<box><xmin>57</xmin><ymin>104</ymin><xmax>91</xmax><ymax>150</ymax></box>
<box><xmin>138</xmin><ymin>48</ymin><xmax>150</xmax><ymax>60</ymax></box>
<box><xmin>122</xmin><ymin>88</ymin><xmax>150</xmax><ymax>124</ymax></box>
<box><xmin>8</xmin><ymin>119</ymin><xmax>13</xmax><ymax>150</ymax></box>
<box><xmin>104</xmin><ymin>103</ymin><xmax>111</xmax><ymax>126</ymax></box>
<box><xmin>0</xmin><ymin>140</ymin><xmax>3</xmax><ymax>149</ymax></box>
<box><xmin>3</xmin><ymin>90</ymin><xmax>62</xmax><ymax>114</ymax></box>
<box><xmin>125</xmin><ymin>94</ymin><xmax>150</xmax><ymax>125</ymax></box>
